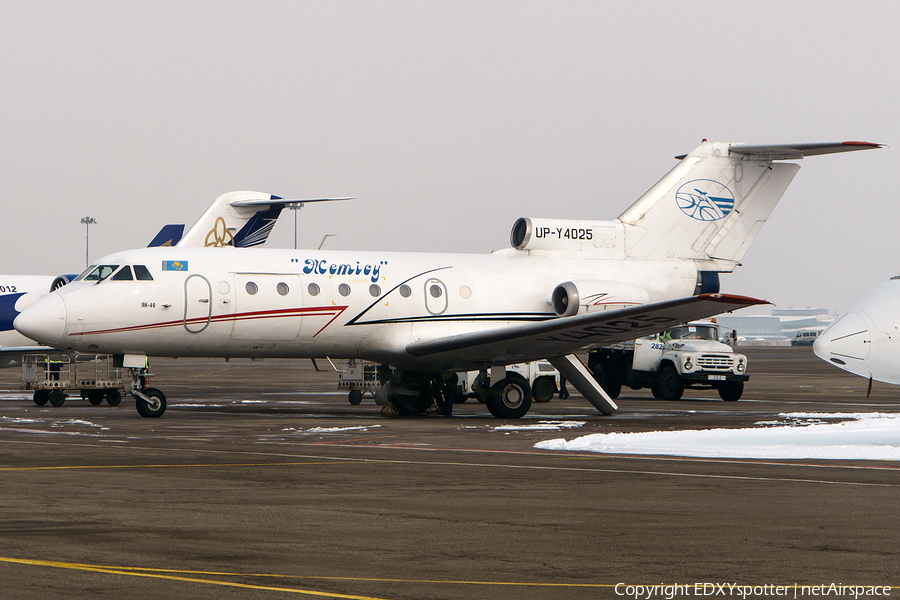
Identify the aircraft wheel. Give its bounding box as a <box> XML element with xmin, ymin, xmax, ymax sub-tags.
<box><xmin>718</xmin><ymin>381</ymin><xmax>743</xmax><ymax>402</ymax></box>
<box><xmin>87</xmin><ymin>391</ymin><xmax>104</xmax><ymax>406</ymax></box>
<box><xmin>486</xmin><ymin>376</ymin><xmax>532</xmax><ymax>419</ymax></box>
<box><xmin>390</xmin><ymin>380</ymin><xmax>433</xmax><ymax>416</ymax></box>
<box><xmin>348</xmin><ymin>389</ymin><xmax>363</xmax><ymax>405</ymax></box>
<box><xmin>49</xmin><ymin>390</ymin><xmax>66</xmax><ymax>407</ymax></box>
<box><xmin>136</xmin><ymin>388</ymin><xmax>167</xmax><ymax>418</ymax></box>
<box><xmin>658</xmin><ymin>365</ymin><xmax>684</xmax><ymax>401</ymax></box>
<box><xmin>33</xmin><ymin>390</ymin><xmax>50</xmax><ymax>406</ymax></box>
<box><xmin>532</xmin><ymin>377</ymin><xmax>555</xmax><ymax>403</ymax></box>
<box><xmin>106</xmin><ymin>389</ymin><xmax>122</xmax><ymax>406</ymax></box>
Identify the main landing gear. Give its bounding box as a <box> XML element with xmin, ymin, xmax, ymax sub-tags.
<box><xmin>373</xmin><ymin>367</ymin><xmax>534</xmax><ymax>419</ymax></box>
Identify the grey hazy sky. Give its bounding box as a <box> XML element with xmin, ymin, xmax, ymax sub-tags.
<box><xmin>1</xmin><ymin>1</ymin><xmax>896</xmax><ymax>313</ymax></box>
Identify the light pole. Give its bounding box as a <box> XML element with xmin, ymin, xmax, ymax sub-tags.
<box><xmin>288</xmin><ymin>203</ymin><xmax>303</xmax><ymax>249</ymax></box>
<box><xmin>80</xmin><ymin>216</ymin><xmax>96</xmax><ymax>267</ymax></box>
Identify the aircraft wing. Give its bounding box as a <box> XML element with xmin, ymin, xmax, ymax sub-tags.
<box><xmin>405</xmin><ymin>293</ymin><xmax>767</xmax><ymax>369</ymax></box>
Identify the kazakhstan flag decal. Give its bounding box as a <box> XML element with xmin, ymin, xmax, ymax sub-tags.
<box><xmin>162</xmin><ymin>260</ymin><xmax>188</xmax><ymax>271</ymax></box>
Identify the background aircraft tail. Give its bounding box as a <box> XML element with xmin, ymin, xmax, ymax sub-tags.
<box><xmin>617</xmin><ymin>141</ymin><xmax>881</xmax><ymax>272</ymax></box>
<box><xmin>147</xmin><ymin>224</ymin><xmax>185</xmax><ymax>247</ymax></box>
<box><xmin>177</xmin><ymin>191</ymin><xmax>287</xmax><ymax>248</ymax></box>
<box><xmin>176</xmin><ymin>191</ymin><xmax>352</xmax><ymax>248</ymax></box>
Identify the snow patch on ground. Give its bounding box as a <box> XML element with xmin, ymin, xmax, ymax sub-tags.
<box><xmin>305</xmin><ymin>425</ymin><xmax>383</xmax><ymax>433</ymax></box>
<box><xmin>534</xmin><ymin>413</ymin><xmax>900</xmax><ymax>460</ymax></box>
<box><xmin>494</xmin><ymin>421</ymin><xmax>586</xmax><ymax>432</ymax></box>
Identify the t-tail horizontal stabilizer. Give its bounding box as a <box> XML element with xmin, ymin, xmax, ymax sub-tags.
<box><xmin>618</xmin><ymin>140</ymin><xmax>883</xmax><ymax>270</ymax></box>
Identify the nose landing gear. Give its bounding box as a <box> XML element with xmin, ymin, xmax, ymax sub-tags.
<box><xmin>129</xmin><ymin>365</ymin><xmax>167</xmax><ymax>418</ymax></box>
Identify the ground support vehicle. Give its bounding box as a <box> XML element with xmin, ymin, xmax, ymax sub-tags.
<box><xmin>457</xmin><ymin>360</ymin><xmax>561</xmax><ymax>403</ymax></box>
<box><xmin>338</xmin><ymin>359</ymin><xmax>379</xmax><ymax>405</ymax></box>
<box><xmin>23</xmin><ymin>354</ymin><xmax>127</xmax><ymax>407</ymax></box>
<box><xmin>588</xmin><ymin>321</ymin><xmax>748</xmax><ymax>401</ymax></box>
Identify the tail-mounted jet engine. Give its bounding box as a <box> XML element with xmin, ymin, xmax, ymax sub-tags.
<box><xmin>551</xmin><ymin>281</ymin><xmax>650</xmax><ymax>317</ymax></box>
<box><xmin>511</xmin><ymin>217</ymin><xmax>620</xmax><ymax>254</ymax></box>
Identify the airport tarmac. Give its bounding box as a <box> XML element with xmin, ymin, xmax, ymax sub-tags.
<box><xmin>0</xmin><ymin>346</ymin><xmax>897</xmax><ymax>599</ymax></box>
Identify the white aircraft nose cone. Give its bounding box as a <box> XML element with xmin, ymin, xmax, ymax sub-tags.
<box><xmin>14</xmin><ymin>293</ymin><xmax>67</xmax><ymax>346</ymax></box>
<box><xmin>813</xmin><ymin>312</ymin><xmax>870</xmax><ymax>372</ymax></box>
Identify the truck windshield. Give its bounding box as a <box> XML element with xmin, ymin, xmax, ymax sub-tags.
<box><xmin>666</xmin><ymin>325</ymin><xmax>717</xmax><ymax>341</ymax></box>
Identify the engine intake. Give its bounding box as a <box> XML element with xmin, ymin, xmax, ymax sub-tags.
<box><xmin>551</xmin><ymin>280</ymin><xmax>649</xmax><ymax>317</ymax></box>
<box><xmin>511</xmin><ymin>217</ymin><xmax>619</xmax><ymax>252</ymax></box>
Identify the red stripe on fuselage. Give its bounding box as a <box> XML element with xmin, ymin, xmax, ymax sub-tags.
<box><xmin>68</xmin><ymin>306</ymin><xmax>349</xmax><ymax>337</ymax></box>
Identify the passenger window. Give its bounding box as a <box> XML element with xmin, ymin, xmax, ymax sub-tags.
<box><xmin>369</xmin><ymin>284</ymin><xmax>381</xmax><ymax>297</ymax></box>
<box><xmin>112</xmin><ymin>266</ymin><xmax>133</xmax><ymax>281</ymax></box>
<box><xmin>338</xmin><ymin>283</ymin><xmax>351</xmax><ymax>297</ymax></box>
<box><xmin>277</xmin><ymin>282</ymin><xmax>289</xmax><ymax>296</ymax></box>
<box><xmin>134</xmin><ymin>265</ymin><xmax>154</xmax><ymax>281</ymax></box>
<box><xmin>399</xmin><ymin>284</ymin><xmax>411</xmax><ymax>298</ymax></box>
<box><xmin>308</xmin><ymin>283</ymin><xmax>320</xmax><ymax>296</ymax></box>
<box><xmin>246</xmin><ymin>282</ymin><xmax>258</xmax><ymax>295</ymax></box>
<box><xmin>83</xmin><ymin>265</ymin><xmax>120</xmax><ymax>282</ymax></box>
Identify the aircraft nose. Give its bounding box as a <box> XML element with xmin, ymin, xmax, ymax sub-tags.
<box><xmin>813</xmin><ymin>312</ymin><xmax>870</xmax><ymax>372</ymax></box>
<box><xmin>14</xmin><ymin>293</ymin><xmax>67</xmax><ymax>346</ymax></box>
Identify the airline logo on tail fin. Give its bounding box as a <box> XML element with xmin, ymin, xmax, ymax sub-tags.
<box><xmin>204</xmin><ymin>217</ymin><xmax>237</xmax><ymax>247</ymax></box>
<box><xmin>675</xmin><ymin>179</ymin><xmax>735</xmax><ymax>221</ymax></box>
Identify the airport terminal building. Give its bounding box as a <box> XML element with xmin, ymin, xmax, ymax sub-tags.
<box><xmin>715</xmin><ymin>307</ymin><xmax>835</xmax><ymax>345</ymax></box>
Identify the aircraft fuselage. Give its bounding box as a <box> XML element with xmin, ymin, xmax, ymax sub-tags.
<box><xmin>18</xmin><ymin>246</ymin><xmax>699</xmax><ymax>371</ymax></box>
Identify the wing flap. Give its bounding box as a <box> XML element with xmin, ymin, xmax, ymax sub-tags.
<box><xmin>405</xmin><ymin>293</ymin><xmax>767</xmax><ymax>368</ymax></box>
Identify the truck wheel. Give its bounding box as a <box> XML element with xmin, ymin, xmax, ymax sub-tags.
<box><xmin>592</xmin><ymin>363</ymin><xmax>622</xmax><ymax>399</ymax></box>
<box><xmin>33</xmin><ymin>390</ymin><xmax>50</xmax><ymax>406</ymax></box>
<box><xmin>49</xmin><ymin>390</ymin><xmax>66</xmax><ymax>407</ymax></box>
<box><xmin>532</xmin><ymin>377</ymin><xmax>555</xmax><ymax>403</ymax></box>
<box><xmin>87</xmin><ymin>391</ymin><xmax>104</xmax><ymax>406</ymax></box>
<box><xmin>718</xmin><ymin>381</ymin><xmax>743</xmax><ymax>401</ymax></box>
<box><xmin>486</xmin><ymin>377</ymin><xmax>532</xmax><ymax>418</ymax></box>
<box><xmin>658</xmin><ymin>365</ymin><xmax>684</xmax><ymax>401</ymax></box>
<box><xmin>348</xmin><ymin>389</ymin><xmax>363</xmax><ymax>405</ymax></box>
<box><xmin>650</xmin><ymin>383</ymin><xmax>662</xmax><ymax>399</ymax></box>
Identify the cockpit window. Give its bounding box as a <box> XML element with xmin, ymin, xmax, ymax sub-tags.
<box><xmin>80</xmin><ymin>265</ymin><xmax>120</xmax><ymax>282</ymax></box>
<box><xmin>133</xmin><ymin>265</ymin><xmax>154</xmax><ymax>281</ymax></box>
<box><xmin>112</xmin><ymin>266</ymin><xmax>133</xmax><ymax>281</ymax></box>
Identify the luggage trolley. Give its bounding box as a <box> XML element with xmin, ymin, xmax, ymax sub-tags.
<box><xmin>23</xmin><ymin>354</ymin><xmax>128</xmax><ymax>407</ymax></box>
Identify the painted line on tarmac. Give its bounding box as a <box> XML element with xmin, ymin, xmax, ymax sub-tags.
<box><xmin>0</xmin><ymin>461</ymin><xmax>352</xmax><ymax>472</ymax></box>
<box><xmin>0</xmin><ymin>557</ymin><xmax>390</xmax><ymax>599</ymax></box>
<box><xmin>0</xmin><ymin>556</ymin><xmax>611</xmax><ymax>590</ymax></box>
<box><xmin>0</xmin><ymin>439</ymin><xmax>894</xmax><ymax>487</ymax></box>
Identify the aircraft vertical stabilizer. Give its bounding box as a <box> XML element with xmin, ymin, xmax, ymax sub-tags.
<box><xmin>617</xmin><ymin>141</ymin><xmax>881</xmax><ymax>271</ymax></box>
<box><xmin>177</xmin><ymin>191</ymin><xmax>287</xmax><ymax>248</ymax></box>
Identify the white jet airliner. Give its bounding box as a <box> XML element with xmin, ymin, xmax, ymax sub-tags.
<box><xmin>1</xmin><ymin>191</ymin><xmax>345</xmax><ymax>364</ymax></box>
<box><xmin>814</xmin><ymin>273</ymin><xmax>900</xmax><ymax>389</ymax></box>
<box><xmin>14</xmin><ymin>140</ymin><xmax>881</xmax><ymax>418</ymax></box>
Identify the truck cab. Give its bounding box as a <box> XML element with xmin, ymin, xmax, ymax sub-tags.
<box><xmin>589</xmin><ymin>320</ymin><xmax>748</xmax><ymax>401</ymax></box>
